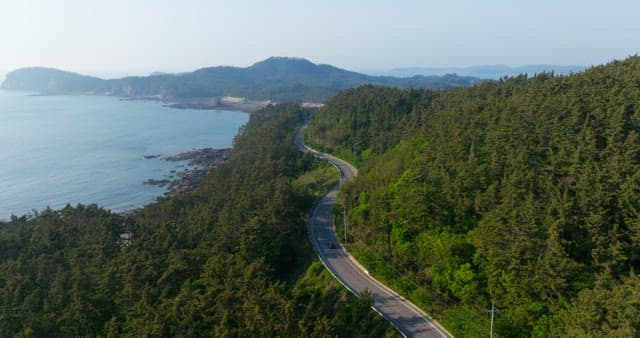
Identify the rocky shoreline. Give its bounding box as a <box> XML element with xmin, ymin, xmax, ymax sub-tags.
<box><xmin>143</xmin><ymin>148</ymin><xmax>231</xmax><ymax>195</ymax></box>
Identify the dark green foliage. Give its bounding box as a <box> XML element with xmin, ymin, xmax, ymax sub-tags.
<box><xmin>0</xmin><ymin>104</ymin><xmax>395</xmax><ymax>337</ymax></box>
<box><xmin>2</xmin><ymin>57</ymin><xmax>481</xmax><ymax>102</ymax></box>
<box><xmin>309</xmin><ymin>56</ymin><xmax>640</xmax><ymax>337</ymax></box>
<box><xmin>553</xmin><ymin>274</ymin><xmax>640</xmax><ymax>337</ymax></box>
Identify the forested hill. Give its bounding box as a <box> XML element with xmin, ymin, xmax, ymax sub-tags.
<box><xmin>306</xmin><ymin>56</ymin><xmax>640</xmax><ymax>337</ymax></box>
<box><xmin>0</xmin><ymin>104</ymin><xmax>396</xmax><ymax>336</ymax></box>
<box><xmin>1</xmin><ymin>57</ymin><xmax>481</xmax><ymax>102</ymax></box>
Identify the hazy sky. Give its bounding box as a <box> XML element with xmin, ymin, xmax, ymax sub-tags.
<box><xmin>1</xmin><ymin>0</ymin><xmax>639</xmax><ymax>78</ymax></box>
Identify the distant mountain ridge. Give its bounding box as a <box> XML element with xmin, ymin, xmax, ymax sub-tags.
<box><xmin>1</xmin><ymin>57</ymin><xmax>482</xmax><ymax>104</ymax></box>
<box><xmin>377</xmin><ymin>64</ymin><xmax>585</xmax><ymax>79</ymax></box>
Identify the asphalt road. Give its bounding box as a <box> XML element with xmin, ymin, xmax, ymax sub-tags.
<box><xmin>296</xmin><ymin>124</ymin><xmax>451</xmax><ymax>338</ymax></box>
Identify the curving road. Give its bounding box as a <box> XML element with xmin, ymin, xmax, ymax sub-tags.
<box><xmin>296</xmin><ymin>124</ymin><xmax>452</xmax><ymax>338</ymax></box>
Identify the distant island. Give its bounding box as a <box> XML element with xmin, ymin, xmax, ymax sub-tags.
<box><xmin>375</xmin><ymin>64</ymin><xmax>585</xmax><ymax>79</ymax></box>
<box><xmin>0</xmin><ymin>57</ymin><xmax>482</xmax><ymax>111</ymax></box>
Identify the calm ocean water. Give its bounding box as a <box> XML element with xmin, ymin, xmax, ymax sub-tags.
<box><xmin>0</xmin><ymin>90</ymin><xmax>248</xmax><ymax>220</ymax></box>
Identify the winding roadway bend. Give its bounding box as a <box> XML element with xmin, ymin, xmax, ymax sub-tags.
<box><xmin>296</xmin><ymin>124</ymin><xmax>452</xmax><ymax>338</ymax></box>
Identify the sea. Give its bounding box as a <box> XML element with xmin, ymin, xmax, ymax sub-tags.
<box><xmin>0</xmin><ymin>90</ymin><xmax>249</xmax><ymax>221</ymax></box>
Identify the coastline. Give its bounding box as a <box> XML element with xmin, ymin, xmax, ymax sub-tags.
<box><xmin>0</xmin><ymin>90</ymin><xmax>324</xmax><ymax>221</ymax></box>
<box><xmin>1</xmin><ymin>147</ymin><xmax>233</xmax><ymax>223</ymax></box>
<box><xmin>0</xmin><ymin>92</ymin><xmax>248</xmax><ymax>221</ymax></box>
<box><xmin>122</xmin><ymin>95</ymin><xmax>273</xmax><ymax>113</ymax></box>
<box><xmin>131</xmin><ymin>95</ymin><xmax>324</xmax><ymax>112</ymax></box>
<box><xmin>2</xmin><ymin>88</ymin><xmax>321</xmax><ymax>113</ymax></box>
<box><xmin>143</xmin><ymin>147</ymin><xmax>232</xmax><ymax>195</ymax></box>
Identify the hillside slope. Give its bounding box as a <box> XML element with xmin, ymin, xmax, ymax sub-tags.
<box><xmin>0</xmin><ymin>67</ymin><xmax>106</xmax><ymax>93</ymax></box>
<box><xmin>307</xmin><ymin>56</ymin><xmax>640</xmax><ymax>337</ymax></box>
<box><xmin>0</xmin><ymin>104</ymin><xmax>398</xmax><ymax>337</ymax></box>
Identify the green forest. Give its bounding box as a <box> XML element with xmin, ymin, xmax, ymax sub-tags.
<box><xmin>3</xmin><ymin>55</ymin><xmax>640</xmax><ymax>337</ymax></box>
<box><xmin>306</xmin><ymin>56</ymin><xmax>640</xmax><ymax>337</ymax></box>
<box><xmin>0</xmin><ymin>104</ymin><xmax>397</xmax><ymax>337</ymax></box>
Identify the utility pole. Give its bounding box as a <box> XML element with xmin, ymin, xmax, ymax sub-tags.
<box><xmin>490</xmin><ymin>301</ymin><xmax>495</xmax><ymax>338</ymax></box>
<box><xmin>484</xmin><ymin>301</ymin><xmax>499</xmax><ymax>338</ymax></box>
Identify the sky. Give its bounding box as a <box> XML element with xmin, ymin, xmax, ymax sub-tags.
<box><xmin>1</xmin><ymin>0</ymin><xmax>639</xmax><ymax>78</ymax></box>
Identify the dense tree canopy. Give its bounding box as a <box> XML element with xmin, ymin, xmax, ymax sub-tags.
<box><xmin>307</xmin><ymin>56</ymin><xmax>640</xmax><ymax>337</ymax></box>
<box><xmin>0</xmin><ymin>104</ymin><xmax>396</xmax><ymax>337</ymax></box>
